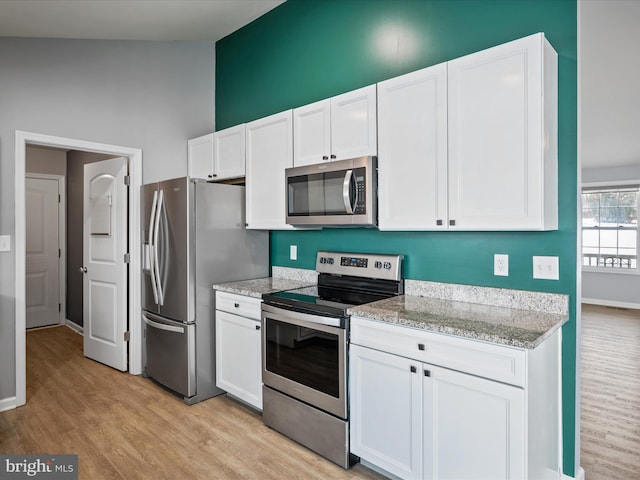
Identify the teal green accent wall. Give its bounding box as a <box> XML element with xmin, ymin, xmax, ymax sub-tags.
<box><xmin>217</xmin><ymin>0</ymin><xmax>578</xmax><ymax>475</ymax></box>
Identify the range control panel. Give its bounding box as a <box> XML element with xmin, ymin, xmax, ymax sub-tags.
<box><xmin>316</xmin><ymin>251</ymin><xmax>403</xmax><ymax>281</ymax></box>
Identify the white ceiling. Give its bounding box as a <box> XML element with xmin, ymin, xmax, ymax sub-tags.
<box><xmin>1</xmin><ymin>0</ymin><xmax>637</xmax><ymax>169</ymax></box>
<box><xmin>0</xmin><ymin>0</ymin><xmax>285</xmax><ymax>42</ymax></box>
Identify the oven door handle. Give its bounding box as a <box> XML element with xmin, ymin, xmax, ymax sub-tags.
<box><xmin>261</xmin><ymin>303</ymin><xmax>345</xmax><ymax>330</ymax></box>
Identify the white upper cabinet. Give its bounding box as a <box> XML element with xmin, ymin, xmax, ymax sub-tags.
<box><xmin>447</xmin><ymin>32</ymin><xmax>557</xmax><ymax>230</ymax></box>
<box><xmin>377</xmin><ymin>32</ymin><xmax>557</xmax><ymax>231</ymax></box>
<box><xmin>187</xmin><ymin>133</ymin><xmax>214</xmax><ymax>180</ymax></box>
<box><xmin>377</xmin><ymin>64</ymin><xmax>448</xmax><ymax>230</ymax></box>
<box><xmin>293</xmin><ymin>99</ymin><xmax>331</xmax><ymax>166</ymax></box>
<box><xmin>214</xmin><ymin>124</ymin><xmax>246</xmax><ymax>180</ymax></box>
<box><xmin>188</xmin><ymin>124</ymin><xmax>246</xmax><ymax>181</ymax></box>
<box><xmin>245</xmin><ymin>110</ymin><xmax>294</xmax><ymax>230</ymax></box>
<box><xmin>293</xmin><ymin>85</ymin><xmax>377</xmax><ymax>167</ymax></box>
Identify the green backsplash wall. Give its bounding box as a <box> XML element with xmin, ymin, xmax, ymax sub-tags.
<box><xmin>216</xmin><ymin>0</ymin><xmax>578</xmax><ymax>475</ymax></box>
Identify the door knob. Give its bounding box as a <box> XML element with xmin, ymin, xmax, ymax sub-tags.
<box><xmin>79</xmin><ymin>266</ymin><xmax>87</xmax><ymax>273</ymax></box>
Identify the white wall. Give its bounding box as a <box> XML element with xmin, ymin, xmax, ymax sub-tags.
<box><xmin>0</xmin><ymin>38</ymin><xmax>215</xmax><ymax>400</ymax></box>
<box><xmin>582</xmin><ymin>164</ymin><xmax>640</xmax><ymax>308</ymax></box>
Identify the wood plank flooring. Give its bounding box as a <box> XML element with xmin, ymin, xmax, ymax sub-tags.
<box><xmin>0</xmin><ymin>326</ymin><xmax>384</xmax><ymax>479</ymax></box>
<box><xmin>3</xmin><ymin>307</ymin><xmax>639</xmax><ymax>479</ymax></box>
<box><xmin>580</xmin><ymin>304</ymin><xmax>640</xmax><ymax>480</ymax></box>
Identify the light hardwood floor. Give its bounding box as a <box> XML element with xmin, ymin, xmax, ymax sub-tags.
<box><xmin>3</xmin><ymin>307</ymin><xmax>639</xmax><ymax>479</ymax></box>
<box><xmin>0</xmin><ymin>326</ymin><xmax>385</xmax><ymax>479</ymax></box>
<box><xmin>580</xmin><ymin>304</ymin><xmax>640</xmax><ymax>480</ymax></box>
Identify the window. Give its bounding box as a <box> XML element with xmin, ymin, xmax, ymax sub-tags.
<box><xmin>582</xmin><ymin>186</ymin><xmax>639</xmax><ymax>270</ymax></box>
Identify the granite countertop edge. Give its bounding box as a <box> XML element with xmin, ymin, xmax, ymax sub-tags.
<box><xmin>213</xmin><ymin>270</ymin><xmax>569</xmax><ymax>349</ymax></box>
<box><xmin>348</xmin><ymin>295</ymin><xmax>569</xmax><ymax>350</ymax></box>
<box><xmin>212</xmin><ymin>267</ymin><xmax>318</xmax><ymax>298</ymax></box>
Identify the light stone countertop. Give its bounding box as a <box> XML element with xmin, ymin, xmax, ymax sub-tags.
<box><xmin>212</xmin><ymin>277</ymin><xmax>315</xmax><ymax>299</ymax></box>
<box><xmin>213</xmin><ymin>269</ymin><xmax>568</xmax><ymax>349</ymax></box>
<box><xmin>348</xmin><ymin>294</ymin><xmax>569</xmax><ymax>349</ymax></box>
<box><xmin>212</xmin><ymin>267</ymin><xmax>317</xmax><ymax>298</ymax></box>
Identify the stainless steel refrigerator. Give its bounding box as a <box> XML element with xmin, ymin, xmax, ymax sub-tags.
<box><xmin>141</xmin><ymin>177</ymin><xmax>268</xmax><ymax>404</ymax></box>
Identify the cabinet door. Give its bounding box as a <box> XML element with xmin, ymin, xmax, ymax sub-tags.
<box><xmin>331</xmin><ymin>85</ymin><xmax>377</xmax><ymax>161</ymax></box>
<box><xmin>424</xmin><ymin>365</ymin><xmax>525</xmax><ymax>480</ymax></box>
<box><xmin>187</xmin><ymin>133</ymin><xmax>214</xmax><ymax>180</ymax></box>
<box><xmin>293</xmin><ymin>99</ymin><xmax>331</xmax><ymax>167</ymax></box>
<box><xmin>245</xmin><ymin>110</ymin><xmax>294</xmax><ymax>230</ymax></box>
<box><xmin>214</xmin><ymin>124</ymin><xmax>246</xmax><ymax>180</ymax></box>
<box><xmin>377</xmin><ymin>64</ymin><xmax>448</xmax><ymax>230</ymax></box>
<box><xmin>215</xmin><ymin>310</ymin><xmax>263</xmax><ymax>410</ymax></box>
<box><xmin>350</xmin><ymin>344</ymin><xmax>422</xmax><ymax>480</ymax></box>
<box><xmin>448</xmin><ymin>33</ymin><xmax>555</xmax><ymax>230</ymax></box>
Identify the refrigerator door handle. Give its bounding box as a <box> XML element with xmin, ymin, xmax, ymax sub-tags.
<box><xmin>148</xmin><ymin>190</ymin><xmax>159</xmax><ymax>304</ymax></box>
<box><xmin>143</xmin><ymin>313</ymin><xmax>185</xmax><ymax>334</ymax></box>
<box><xmin>153</xmin><ymin>189</ymin><xmax>165</xmax><ymax>306</ymax></box>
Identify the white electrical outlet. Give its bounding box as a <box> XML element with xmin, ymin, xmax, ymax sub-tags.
<box><xmin>533</xmin><ymin>256</ymin><xmax>559</xmax><ymax>280</ymax></box>
<box><xmin>290</xmin><ymin>245</ymin><xmax>297</xmax><ymax>261</ymax></box>
<box><xmin>494</xmin><ymin>254</ymin><xmax>509</xmax><ymax>276</ymax></box>
<box><xmin>0</xmin><ymin>235</ymin><xmax>10</xmax><ymax>252</ymax></box>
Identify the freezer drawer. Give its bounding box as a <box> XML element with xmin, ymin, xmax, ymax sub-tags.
<box><xmin>143</xmin><ymin>311</ymin><xmax>196</xmax><ymax>397</ymax></box>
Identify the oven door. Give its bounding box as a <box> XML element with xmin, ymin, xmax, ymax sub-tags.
<box><xmin>262</xmin><ymin>303</ymin><xmax>347</xmax><ymax>419</ymax></box>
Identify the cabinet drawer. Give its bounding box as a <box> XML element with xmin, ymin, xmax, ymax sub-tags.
<box><xmin>216</xmin><ymin>291</ymin><xmax>262</xmax><ymax>320</ymax></box>
<box><xmin>351</xmin><ymin>317</ymin><xmax>525</xmax><ymax>387</ymax></box>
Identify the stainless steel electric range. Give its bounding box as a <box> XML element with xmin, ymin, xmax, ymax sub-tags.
<box><xmin>261</xmin><ymin>251</ymin><xmax>404</xmax><ymax>468</ymax></box>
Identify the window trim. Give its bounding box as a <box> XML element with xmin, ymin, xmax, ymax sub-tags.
<box><xmin>581</xmin><ymin>180</ymin><xmax>640</xmax><ymax>275</ymax></box>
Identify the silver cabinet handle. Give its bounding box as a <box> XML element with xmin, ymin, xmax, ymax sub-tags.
<box><xmin>79</xmin><ymin>266</ymin><xmax>87</xmax><ymax>273</ymax></box>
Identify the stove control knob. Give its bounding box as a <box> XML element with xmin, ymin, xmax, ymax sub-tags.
<box><xmin>374</xmin><ymin>261</ymin><xmax>382</xmax><ymax>269</ymax></box>
<box><xmin>383</xmin><ymin>261</ymin><xmax>392</xmax><ymax>270</ymax></box>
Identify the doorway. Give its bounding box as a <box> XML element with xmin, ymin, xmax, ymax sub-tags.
<box><xmin>14</xmin><ymin>131</ymin><xmax>143</xmax><ymax>408</ymax></box>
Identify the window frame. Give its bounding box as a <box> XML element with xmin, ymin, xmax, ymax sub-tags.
<box><xmin>581</xmin><ymin>181</ymin><xmax>640</xmax><ymax>275</ymax></box>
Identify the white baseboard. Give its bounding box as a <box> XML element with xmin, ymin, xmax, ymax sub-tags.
<box><xmin>562</xmin><ymin>466</ymin><xmax>585</xmax><ymax>480</ymax></box>
<box><xmin>582</xmin><ymin>298</ymin><xmax>640</xmax><ymax>310</ymax></box>
<box><xmin>65</xmin><ymin>319</ymin><xmax>83</xmax><ymax>335</ymax></box>
<box><xmin>0</xmin><ymin>396</ymin><xmax>17</xmax><ymax>412</ymax></box>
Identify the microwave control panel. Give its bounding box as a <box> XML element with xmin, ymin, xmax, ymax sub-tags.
<box><xmin>353</xmin><ymin>172</ymin><xmax>366</xmax><ymax>214</ymax></box>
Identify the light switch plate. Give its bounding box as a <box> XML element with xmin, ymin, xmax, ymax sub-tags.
<box><xmin>290</xmin><ymin>245</ymin><xmax>297</xmax><ymax>261</ymax></box>
<box><xmin>533</xmin><ymin>256</ymin><xmax>559</xmax><ymax>280</ymax></box>
<box><xmin>0</xmin><ymin>235</ymin><xmax>10</xmax><ymax>252</ymax></box>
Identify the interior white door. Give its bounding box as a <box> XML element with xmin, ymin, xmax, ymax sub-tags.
<box><xmin>83</xmin><ymin>157</ymin><xmax>128</xmax><ymax>371</ymax></box>
<box><xmin>25</xmin><ymin>177</ymin><xmax>60</xmax><ymax>329</ymax></box>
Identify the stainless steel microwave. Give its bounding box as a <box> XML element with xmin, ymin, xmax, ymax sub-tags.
<box><xmin>285</xmin><ymin>156</ymin><xmax>377</xmax><ymax>227</ymax></box>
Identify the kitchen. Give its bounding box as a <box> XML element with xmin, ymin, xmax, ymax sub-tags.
<box><xmin>0</xmin><ymin>0</ymin><xmax>586</xmax><ymax>479</ymax></box>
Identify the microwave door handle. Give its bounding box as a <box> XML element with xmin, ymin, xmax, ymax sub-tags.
<box><xmin>342</xmin><ymin>169</ymin><xmax>355</xmax><ymax>214</ymax></box>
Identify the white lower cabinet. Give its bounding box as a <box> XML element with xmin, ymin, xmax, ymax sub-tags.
<box><xmin>425</xmin><ymin>364</ymin><xmax>525</xmax><ymax>480</ymax></box>
<box><xmin>350</xmin><ymin>344</ymin><xmax>423</xmax><ymax>479</ymax></box>
<box><xmin>215</xmin><ymin>292</ymin><xmax>263</xmax><ymax>410</ymax></box>
<box><xmin>350</xmin><ymin>317</ymin><xmax>560</xmax><ymax>480</ymax></box>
